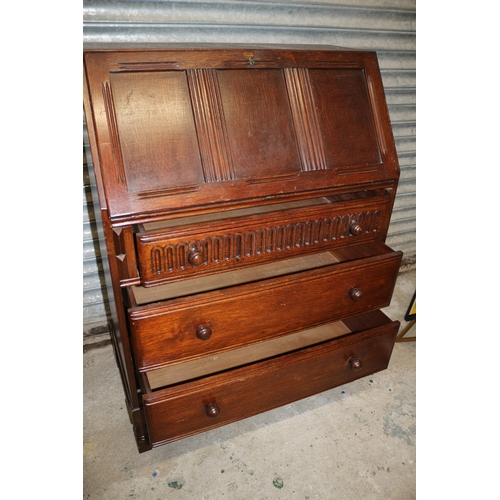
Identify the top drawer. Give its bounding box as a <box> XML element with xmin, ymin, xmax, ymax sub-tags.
<box><xmin>136</xmin><ymin>192</ymin><xmax>392</xmax><ymax>287</ymax></box>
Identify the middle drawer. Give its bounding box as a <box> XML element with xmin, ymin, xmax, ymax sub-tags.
<box><xmin>128</xmin><ymin>246</ymin><xmax>402</xmax><ymax>371</ymax></box>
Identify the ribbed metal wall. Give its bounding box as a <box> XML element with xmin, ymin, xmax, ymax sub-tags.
<box><xmin>83</xmin><ymin>0</ymin><xmax>416</xmax><ymax>334</ymax></box>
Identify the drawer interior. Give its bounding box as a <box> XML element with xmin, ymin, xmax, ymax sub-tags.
<box><xmin>140</xmin><ymin>309</ymin><xmax>395</xmax><ymax>393</ymax></box>
<box><xmin>130</xmin><ymin>240</ymin><xmax>395</xmax><ymax>306</ymax></box>
<box><xmin>138</xmin><ymin>190</ymin><xmax>388</xmax><ymax>231</ymax></box>
<box><xmin>144</xmin><ymin>320</ymin><xmax>351</xmax><ymax>390</ymax></box>
<box><xmin>132</xmin><ymin>251</ymin><xmax>339</xmax><ymax>305</ymax></box>
<box><xmin>141</xmin><ymin>309</ymin><xmax>399</xmax><ymax>447</ymax></box>
<box><xmin>140</xmin><ymin>197</ymin><xmax>329</xmax><ymax>231</ymax></box>
<box><xmin>133</xmin><ymin>190</ymin><xmax>393</xmax><ymax>288</ymax></box>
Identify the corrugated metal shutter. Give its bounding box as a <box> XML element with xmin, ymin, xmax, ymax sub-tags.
<box><xmin>83</xmin><ymin>0</ymin><xmax>416</xmax><ymax>334</ymax></box>
<box><xmin>83</xmin><ymin>120</ymin><xmax>111</xmax><ymax>336</ymax></box>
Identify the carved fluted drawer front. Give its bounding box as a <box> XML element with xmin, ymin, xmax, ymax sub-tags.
<box><xmin>136</xmin><ymin>195</ymin><xmax>391</xmax><ymax>287</ymax></box>
<box><xmin>142</xmin><ymin>314</ymin><xmax>399</xmax><ymax>447</ymax></box>
<box><xmin>128</xmin><ymin>247</ymin><xmax>402</xmax><ymax>371</ymax></box>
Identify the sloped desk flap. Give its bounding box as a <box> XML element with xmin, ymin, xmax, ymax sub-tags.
<box><xmin>83</xmin><ymin>46</ymin><xmax>399</xmax><ymax>224</ymax></box>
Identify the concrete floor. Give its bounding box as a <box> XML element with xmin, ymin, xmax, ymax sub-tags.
<box><xmin>83</xmin><ymin>269</ymin><xmax>416</xmax><ymax>500</ymax></box>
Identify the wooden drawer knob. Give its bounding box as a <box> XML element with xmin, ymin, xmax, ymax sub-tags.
<box><xmin>350</xmin><ymin>287</ymin><xmax>364</xmax><ymax>301</ymax></box>
<box><xmin>205</xmin><ymin>402</ymin><xmax>220</xmax><ymax>418</ymax></box>
<box><xmin>349</xmin><ymin>223</ymin><xmax>363</xmax><ymax>236</ymax></box>
<box><xmin>188</xmin><ymin>247</ymin><xmax>204</xmax><ymax>266</ymax></box>
<box><xmin>196</xmin><ymin>324</ymin><xmax>212</xmax><ymax>341</ymax></box>
<box><xmin>349</xmin><ymin>358</ymin><xmax>363</xmax><ymax>371</ymax></box>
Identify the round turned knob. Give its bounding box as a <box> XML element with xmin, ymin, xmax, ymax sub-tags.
<box><xmin>350</xmin><ymin>287</ymin><xmax>364</xmax><ymax>301</ymax></box>
<box><xmin>349</xmin><ymin>357</ymin><xmax>363</xmax><ymax>371</ymax></box>
<box><xmin>205</xmin><ymin>402</ymin><xmax>220</xmax><ymax>418</ymax></box>
<box><xmin>349</xmin><ymin>223</ymin><xmax>363</xmax><ymax>236</ymax></box>
<box><xmin>188</xmin><ymin>248</ymin><xmax>204</xmax><ymax>267</ymax></box>
<box><xmin>196</xmin><ymin>324</ymin><xmax>212</xmax><ymax>341</ymax></box>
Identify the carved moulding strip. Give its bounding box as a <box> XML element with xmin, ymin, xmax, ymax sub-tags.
<box><xmin>148</xmin><ymin>209</ymin><xmax>382</xmax><ymax>276</ymax></box>
<box><xmin>310</xmin><ymin>61</ymin><xmax>362</xmax><ymax>69</ymax></box>
<box><xmin>102</xmin><ymin>81</ymin><xmax>126</xmax><ymax>184</ymax></box>
<box><xmin>366</xmin><ymin>74</ymin><xmax>388</xmax><ymax>157</ymax></box>
<box><xmin>117</xmin><ymin>61</ymin><xmax>181</xmax><ymax>72</ymax></box>
<box><xmin>186</xmin><ymin>68</ymin><xmax>235</xmax><ymax>183</ymax></box>
<box><xmin>284</xmin><ymin>68</ymin><xmax>327</xmax><ymax>172</ymax></box>
<box><xmin>137</xmin><ymin>185</ymin><xmax>200</xmax><ymax>199</ymax></box>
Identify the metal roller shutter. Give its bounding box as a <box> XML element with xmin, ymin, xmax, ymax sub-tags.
<box><xmin>83</xmin><ymin>122</ymin><xmax>111</xmax><ymax>337</ymax></box>
<box><xmin>83</xmin><ymin>0</ymin><xmax>416</xmax><ymax>335</ymax></box>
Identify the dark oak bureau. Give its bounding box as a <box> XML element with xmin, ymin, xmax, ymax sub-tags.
<box><xmin>83</xmin><ymin>44</ymin><xmax>402</xmax><ymax>453</ymax></box>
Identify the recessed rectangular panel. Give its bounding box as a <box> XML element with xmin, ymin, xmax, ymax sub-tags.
<box><xmin>308</xmin><ymin>69</ymin><xmax>381</xmax><ymax>167</ymax></box>
<box><xmin>216</xmin><ymin>69</ymin><xmax>301</xmax><ymax>178</ymax></box>
<box><xmin>110</xmin><ymin>71</ymin><xmax>204</xmax><ymax>192</ymax></box>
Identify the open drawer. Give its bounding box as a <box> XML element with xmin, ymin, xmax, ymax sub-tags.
<box><xmin>127</xmin><ymin>242</ymin><xmax>402</xmax><ymax>371</ymax></box>
<box><xmin>140</xmin><ymin>309</ymin><xmax>400</xmax><ymax>447</ymax></box>
<box><xmin>135</xmin><ymin>191</ymin><xmax>392</xmax><ymax>287</ymax></box>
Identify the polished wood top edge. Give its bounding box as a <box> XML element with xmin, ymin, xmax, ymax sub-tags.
<box><xmin>83</xmin><ymin>43</ymin><xmax>370</xmax><ymax>53</ymax></box>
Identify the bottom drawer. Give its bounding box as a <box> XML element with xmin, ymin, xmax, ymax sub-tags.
<box><xmin>142</xmin><ymin>310</ymin><xmax>399</xmax><ymax>447</ymax></box>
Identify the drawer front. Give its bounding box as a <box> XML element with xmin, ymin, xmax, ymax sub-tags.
<box><xmin>129</xmin><ymin>251</ymin><xmax>402</xmax><ymax>370</ymax></box>
<box><xmin>143</xmin><ymin>319</ymin><xmax>399</xmax><ymax>447</ymax></box>
<box><xmin>136</xmin><ymin>198</ymin><xmax>390</xmax><ymax>286</ymax></box>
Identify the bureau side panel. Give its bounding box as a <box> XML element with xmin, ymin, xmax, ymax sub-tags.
<box><xmin>84</xmin><ymin>66</ymin><xmax>152</xmax><ymax>452</ymax></box>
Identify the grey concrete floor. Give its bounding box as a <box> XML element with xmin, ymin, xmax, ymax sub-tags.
<box><xmin>83</xmin><ymin>269</ymin><xmax>416</xmax><ymax>500</ymax></box>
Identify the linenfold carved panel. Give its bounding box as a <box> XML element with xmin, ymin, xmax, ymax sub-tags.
<box><xmin>102</xmin><ymin>82</ymin><xmax>126</xmax><ymax>184</ymax></box>
<box><xmin>186</xmin><ymin>69</ymin><xmax>236</xmax><ymax>183</ymax></box>
<box><xmin>284</xmin><ymin>68</ymin><xmax>327</xmax><ymax>172</ymax></box>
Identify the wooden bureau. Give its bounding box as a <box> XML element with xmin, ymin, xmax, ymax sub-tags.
<box><xmin>83</xmin><ymin>44</ymin><xmax>402</xmax><ymax>453</ymax></box>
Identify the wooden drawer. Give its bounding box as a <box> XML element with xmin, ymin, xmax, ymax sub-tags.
<box><xmin>141</xmin><ymin>311</ymin><xmax>400</xmax><ymax>447</ymax></box>
<box><xmin>135</xmin><ymin>193</ymin><xmax>391</xmax><ymax>287</ymax></box>
<box><xmin>128</xmin><ymin>245</ymin><xmax>402</xmax><ymax>371</ymax></box>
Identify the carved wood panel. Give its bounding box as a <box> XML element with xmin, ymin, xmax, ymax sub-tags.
<box><xmin>85</xmin><ymin>49</ymin><xmax>398</xmax><ymax>221</ymax></box>
<box><xmin>137</xmin><ymin>207</ymin><xmax>385</xmax><ymax>285</ymax></box>
<box><xmin>186</xmin><ymin>69</ymin><xmax>236</xmax><ymax>183</ymax></box>
<box><xmin>284</xmin><ymin>68</ymin><xmax>327</xmax><ymax>172</ymax></box>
